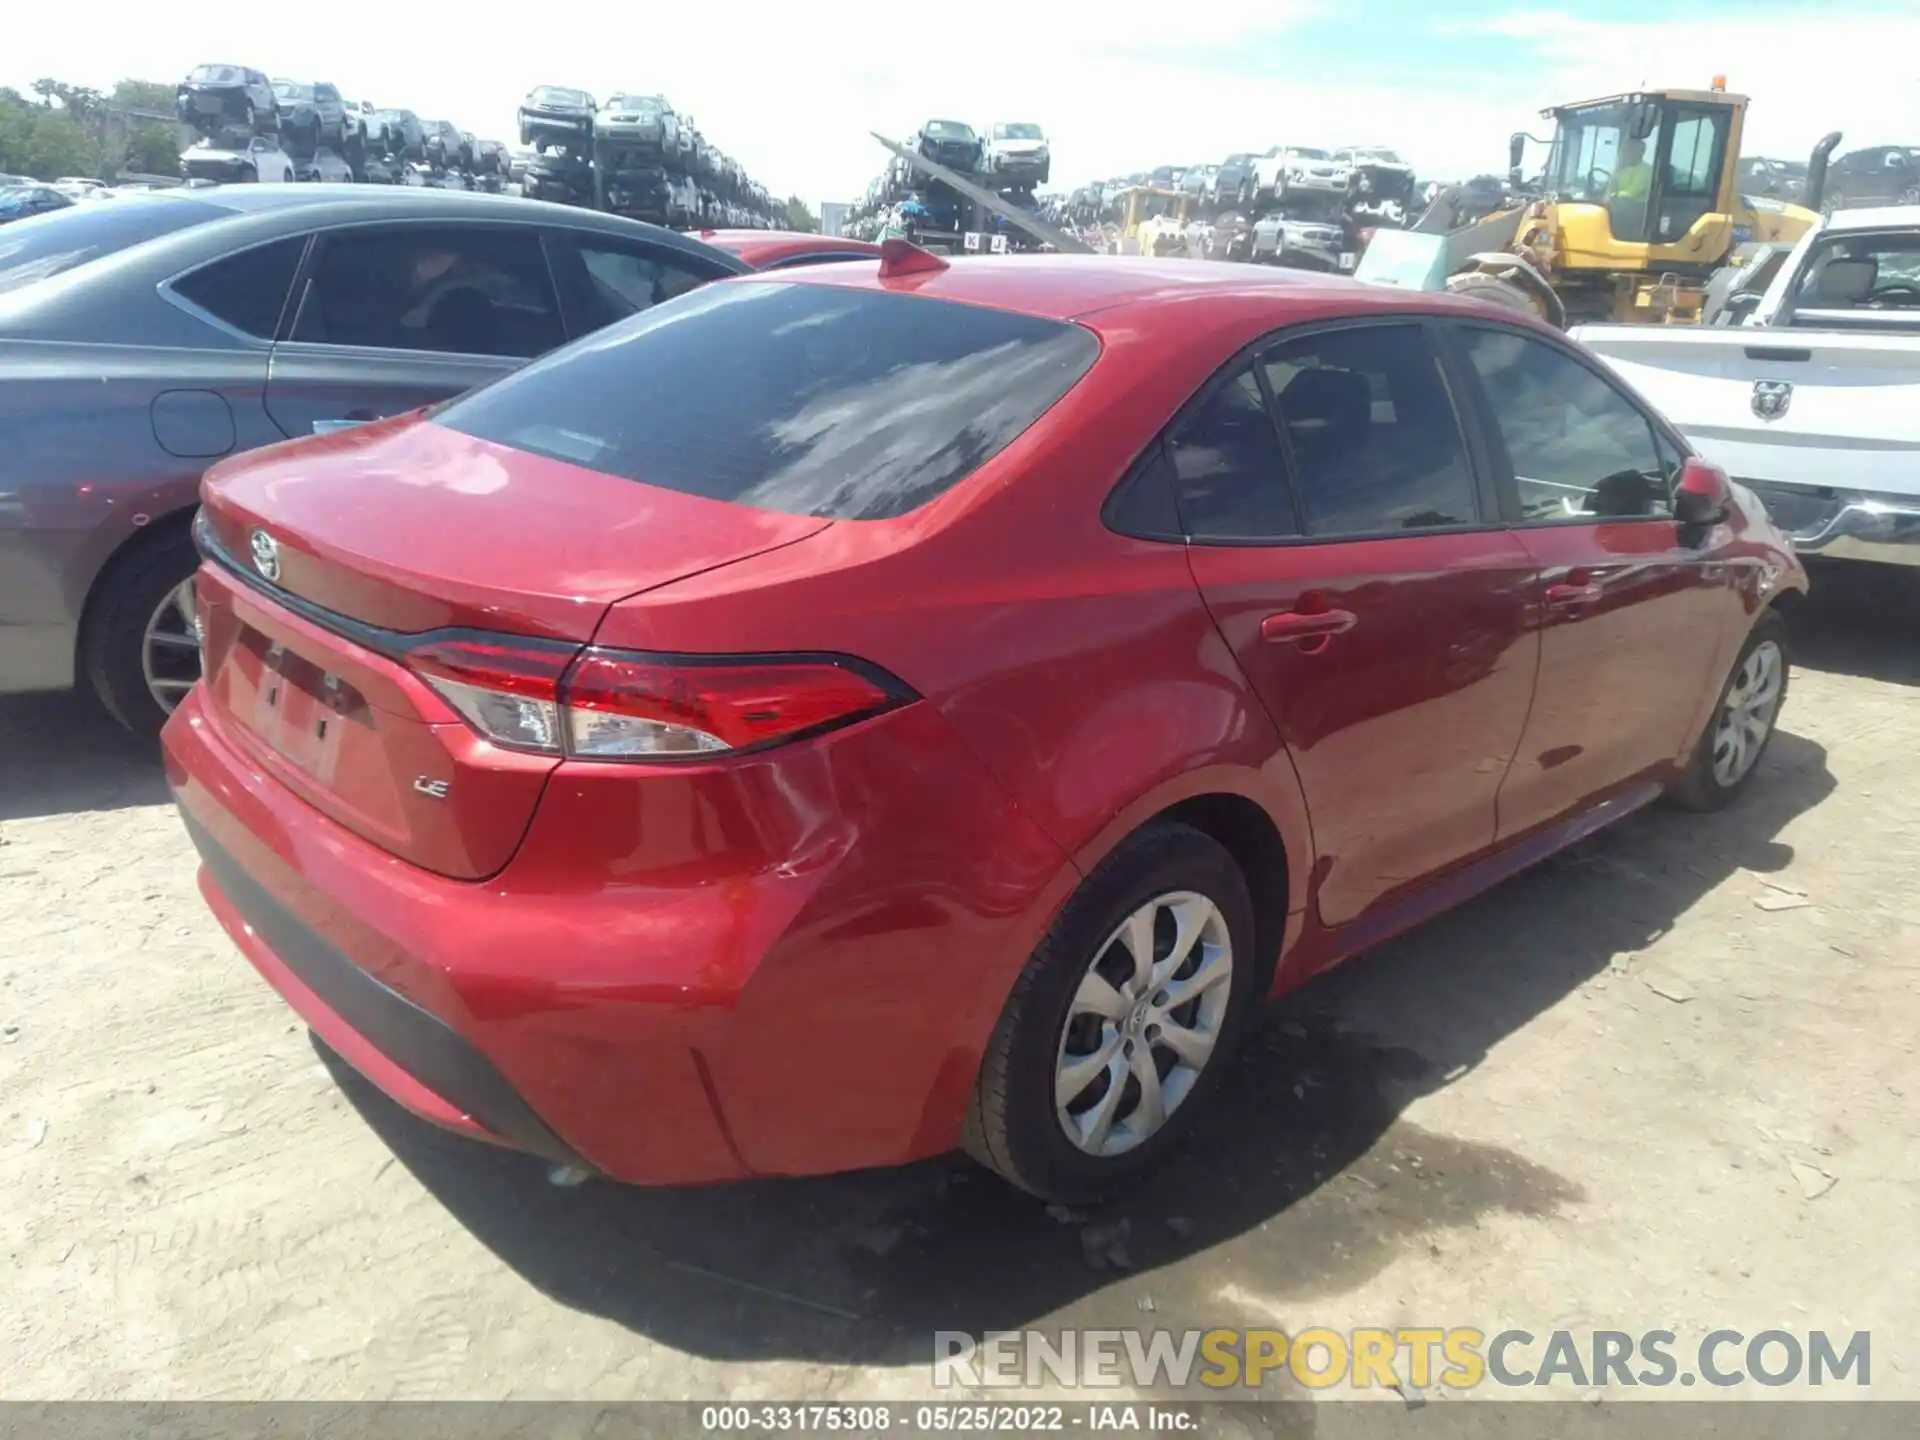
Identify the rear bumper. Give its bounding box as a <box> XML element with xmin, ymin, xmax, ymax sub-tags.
<box><xmin>183</xmin><ymin>812</ymin><xmax>590</xmax><ymax>1169</ymax></box>
<box><xmin>988</xmin><ymin>153</ymin><xmax>1047</xmax><ymax>176</ymax></box>
<box><xmin>1747</xmin><ymin>480</ymin><xmax>1920</xmax><ymax>568</ymax></box>
<box><xmin>162</xmin><ymin>681</ymin><xmax>1076</xmax><ymax>1186</ymax></box>
<box><xmin>183</xmin><ymin>159</ymin><xmax>253</xmax><ymax>182</ymax></box>
<box><xmin>166</xmin><ymin>690</ymin><xmax>744</xmax><ymax>1182</ymax></box>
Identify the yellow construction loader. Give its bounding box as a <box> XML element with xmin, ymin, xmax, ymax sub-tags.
<box><xmin>1112</xmin><ymin>186</ymin><xmax>1191</xmax><ymax>256</ymax></box>
<box><xmin>1381</xmin><ymin>79</ymin><xmax>1839</xmax><ymax>326</ymax></box>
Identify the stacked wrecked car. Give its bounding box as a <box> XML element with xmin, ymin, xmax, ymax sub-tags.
<box><xmin>515</xmin><ymin>83</ymin><xmax>776</xmax><ymax>226</ymax></box>
<box><xmin>172</xmin><ymin>61</ymin><xmax>505</xmax><ymax>190</ymax></box>
<box><xmin>845</xmin><ymin>118</ymin><xmax>1053</xmax><ymax>246</ymax></box>
<box><xmin>176</xmin><ymin>65</ymin><xmax>293</xmax><ymax>185</ymax></box>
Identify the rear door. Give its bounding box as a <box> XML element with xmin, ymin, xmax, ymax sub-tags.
<box><xmin>1179</xmin><ymin>319</ymin><xmax>1540</xmax><ymax>929</ymax></box>
<box><xmin>1445</xmin><ymin>320</ymin><xmax>1739</xmax><ymax>839</ymax></box>
<box><xmin>264</xmin><ymin>221</ymin><xmax>567</xmax><ymax>439</ymax></box>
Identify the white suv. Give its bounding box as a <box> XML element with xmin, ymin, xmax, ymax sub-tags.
<box><xmin>982</xmin><ymin>122</ymin><xmax>1050</xmax><ymax>186</ymax></box>
<box><xmin>1252</xmin><ymin>145</ymin><xmax>1351</xmax><ymax>203</ymax></box>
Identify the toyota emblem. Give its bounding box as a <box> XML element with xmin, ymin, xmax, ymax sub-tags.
<box><xmin>249</xmin><ymin>528</ymin><xmax>281</xmax><ymax>583</ymax></box>
<box><xmin>1751</xmin><ymin>380</ymin><xmax>1793</xmax><ymax>421</ymax></box>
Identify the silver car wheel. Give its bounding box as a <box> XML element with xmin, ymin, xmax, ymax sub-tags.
<box><xmin>142</xmin><ymin>576</ymin><xmax>203</xmax><ymax>715</ymax></box>
<box><xmin>1711</xmin><ymin>638</ymin><xmax>1783</xmax><ymax>788</ymax></box>
<box><xmin>1054</xmin><ymin>890</ymin><xmax>1233</xmax><ymax>1158</ymax></box>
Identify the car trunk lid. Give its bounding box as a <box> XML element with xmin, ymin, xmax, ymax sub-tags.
<box><xmin>194</xmin><ymin>415</ymin><xmax>831</xmax><ymax>877</ymax></box>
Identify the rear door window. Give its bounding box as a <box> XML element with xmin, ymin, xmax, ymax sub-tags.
<box><xmin>289</xmin><ymin>224</ymin><xmax>564</xmax><ymax>357</ymax></box>
<box><xmin>1261</xmin><ymin>323</ymin><xmax>1479</xmax><ymax>535</ymax></box>
<box><xmin>437</xmin><ymin>280</ymin><xmax>1099</xmax><ymax>520</ymax></box>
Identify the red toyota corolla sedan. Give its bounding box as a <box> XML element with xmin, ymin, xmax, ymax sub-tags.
<box><xmin>163</xmin><ymin>250</ymin><xmax>1806</xmax><ymax>1203</ymax></box>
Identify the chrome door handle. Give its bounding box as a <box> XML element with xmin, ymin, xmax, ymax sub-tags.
<box><xmin>1544</xmin><ymin>582</ymin><xmax>1603</xmax><ymax>606</ymax></box>
<box><xmin>1261</xmin><ymin>609</ymin><xmax>1358</xmax><ymax>644</ymax></box>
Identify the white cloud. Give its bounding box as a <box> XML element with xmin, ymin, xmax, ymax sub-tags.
<box><xmin>8</xmin><ymin>1</ymin><xmax>1913</xmax><ymax>201</ymax></box>
<box><xmin>1463</xmin><ymin>10</ymin><xmax>1920</xmax><ymax>165</ymax></box>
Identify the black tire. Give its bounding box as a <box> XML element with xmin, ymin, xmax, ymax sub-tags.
<box><xmin>1446</xmin><ymin>270</ymin><xmax>1542</xmax><ymax>317</ymax></box>
<box><xmin>963</xmin><ymin>821</ymin><xmax>1259</xmax><ymax>1204</ymax></box>
<box><xmin>1668</xmin><ymin>611</ymin><xmax>1790</xmax><ymax>812</ymax></box>
<box><xmin>82</xmin><ymin>523</ymin><xmax>201</xmax><ymax>739</ymax></box>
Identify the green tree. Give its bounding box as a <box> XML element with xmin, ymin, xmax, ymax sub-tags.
<box><xmin>0</xmin><ymin>77</ymin><xmax>183</xmax><ymax>181</ymax></box>
<box><xmin>783</xmin><ymin>195</ymin><xmax>819</xmax><ymax>233</ymax></box>
<box><xmin>32</xmin><ymin>78</ymin><xmax>104</xmax><ymax>121</ymax></box>
<box><xmin>0</xmin><ymin>89</ymin><xmax>98</xmax><ymax>179</ymax></box>
<box><xmin>122</xmin><ymin>124</ymin><xmax>181</xmax><ymax>176</ymax></box>
<box><xmin>111</xmin><ymin>79</ymin><xmax>177</xmax><ymax>117</ymax></box>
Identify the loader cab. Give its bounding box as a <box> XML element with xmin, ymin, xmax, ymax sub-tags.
<box><xmin>1540</xmin><ymin>88</ymin><xmax>1740</xmax><ymax>252</ymax></box>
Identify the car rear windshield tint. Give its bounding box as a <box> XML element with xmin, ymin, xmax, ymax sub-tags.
<box><xmin>0</xmin><ymin>197</ymin><xmax>219</xmax><ymax>295</ymax></box>
<box><xmin>438</xmin><ymin>280</ymin><xmax>1099</xmax><ymax>521</ymax></box>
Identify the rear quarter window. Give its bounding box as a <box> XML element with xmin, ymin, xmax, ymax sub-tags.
<box><xmin>437</xmin><ymin>280</ymin><xmax>1099</xmax><ymax>521</ymax></box>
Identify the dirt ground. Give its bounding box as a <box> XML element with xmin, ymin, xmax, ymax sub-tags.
<box><xmin>2</xmin><ymin>565</ymin><xmax>1916</xmax><ymax>1406</ymax></box>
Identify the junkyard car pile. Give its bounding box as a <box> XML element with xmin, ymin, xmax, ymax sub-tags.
<box><xmin>516</xmin><ymin>85</ymin><xmax>776</xmax><ymax>227</ymax></box>
<box><xmin>175</xmin><ymin>62</ymin><xmax>506</xmax><ymax>191</ymax></box>
<box><xmin>1059</xmin><ymin>142</ymin><xmax>1422</xmax><ymax>271</ymax></box>
<box><xmin>845</xmin><ymin>119</ymin><xmax>1052</xmax><ymax>247</ymax></box>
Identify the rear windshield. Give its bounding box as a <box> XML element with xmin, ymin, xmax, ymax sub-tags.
<box><xmin>187</xmin><ymin>65</ymin><xmax>246</xmax><ymax>85</ymax></box>
<box><xmin>438</xmin><ymin>280</ymin><xmax>1099</xmax><ymax>521</ymax></box>
<box><xmin>0</xmin><ymin>197</ymin><xmax>218</xmax><ymax>295</ymax></box>
<box><xmin>274</xmin><ymin>82</ymin><xmax>314</xmax><ymax>101</ymax></box>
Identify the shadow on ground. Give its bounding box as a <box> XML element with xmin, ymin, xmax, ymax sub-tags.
<box><xmin>0</xmin><ymin>692</ymin><xmax>167</xmax><ymax>822</ymax></box>
<box><xmin>327</xmin><ymin>728</ymin><xmax>1835</xmax><ymax>1374</ymax></box>
<box><xmin>1789</xmin><ymin>564</ymin><xmax>1920</xmax><ymax>688</ymax></box>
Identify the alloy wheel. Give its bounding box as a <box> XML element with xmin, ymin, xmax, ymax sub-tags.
<box><xmin>142</xmin><ymin>576</ymin><xmax>203</xmax><ymax>716</ymax></box>
<box><xmin>1054</xmin><ymin>890</ymin><xmax>1233</xmax><ymax>1158</ymax></box>
<box><xmin>1711</xmin><ymin>638</ymin><xmax>1783</xmax><ymax>788</ymax></box>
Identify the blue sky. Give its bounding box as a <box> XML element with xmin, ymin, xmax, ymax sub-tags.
<box><xmin>11</xmin><ymin>0</ymin><xmax>1919</xmax><ymax>202</ymax></box>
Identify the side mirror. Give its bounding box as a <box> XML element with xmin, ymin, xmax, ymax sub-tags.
<box><xmin>1675</xmin><ymin>458</ymin><xmax>1732</xmax><ymax>526</ymax></box>
<box><xmin>1719</xmin><ymin>290</ymin><xmax>1764</xmax><ymax>325</ymax></box>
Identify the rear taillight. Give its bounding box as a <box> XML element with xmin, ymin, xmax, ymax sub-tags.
<box><xmin>405</xmin><ymin>633</ymin><xmax>909</xmax><ymax>760</ymax></box>
<box><xmin>406</xmin><ymin>634</ymin><xmax>576</xmax><ymax>753</ymax></box>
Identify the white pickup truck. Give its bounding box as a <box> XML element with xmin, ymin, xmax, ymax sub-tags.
<box><xmin>1573</xmin><ymin>206</ymin><xmax>1920</xmax><ymax>569</ymax></box>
